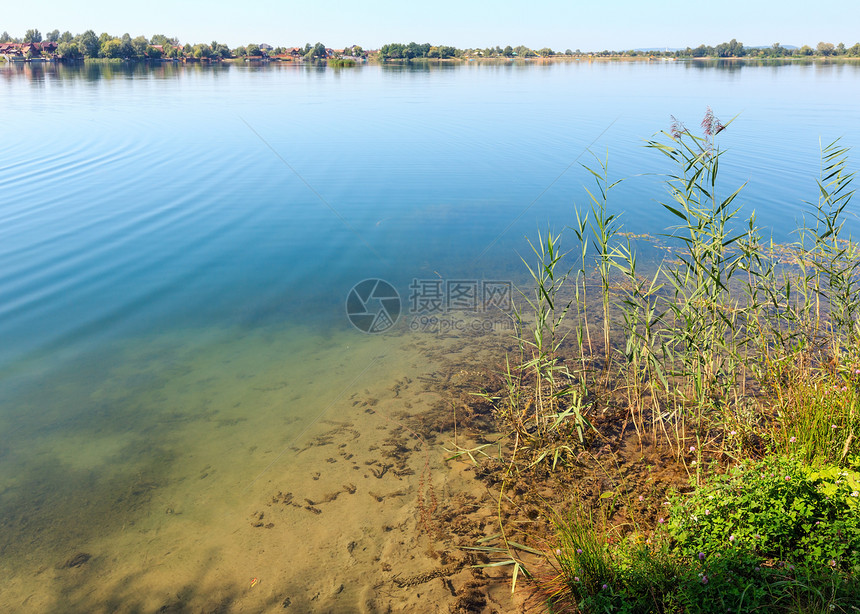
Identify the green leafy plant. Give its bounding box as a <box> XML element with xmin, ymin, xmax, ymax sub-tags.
<box><xmin>546</xmin><ymin>514</ymin><xmax>860</xmax><ymax>613</ymax></box>
<box><xmin>669</xmin><ymin>455</ymin><xmax>860</xmax><ymax>570</ymax></box>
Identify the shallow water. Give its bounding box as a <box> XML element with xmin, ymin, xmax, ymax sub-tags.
<box><xmin>1</xmin><ymin>59</ymin><xmax>859</xmax><ymax>612</ymax></box>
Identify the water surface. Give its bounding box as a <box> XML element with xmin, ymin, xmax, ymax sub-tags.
<box><xmin>1</xmin><ymin>59</ymin><xmax>859</xmax><ymax>612</ymax></box>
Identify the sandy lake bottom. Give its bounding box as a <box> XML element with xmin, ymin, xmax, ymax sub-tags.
<box><xmin>0</xmin><ymin>318</ymin><xmax>526</xmax><ymax>613</ymax></box>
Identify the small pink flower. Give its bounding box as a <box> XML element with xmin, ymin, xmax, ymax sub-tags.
<box><xmin>555</xmin><ymin>549</ymin><xmax>562</xmax><ymax>556</ymax></box>
<box><xmin>785</xmin><ymin>476</ymin><xmax>791</xmax><ymax>481</ymax></box>
<box><xmin>639</xmin><ymin>495</ymin><xmax>644</xmax><ymax>502</ymax></box>
<box><xmin>789</xmin><ymin>436</ymin><xmax>796</xmax><ymax>443</ymax></box>
<box><xmin>829</xmin><ymin>560</ymin><xmax>837</xmax><ymax>567</ymax></box>
<box><xmin>701</xmin><ymin>574</ymin><xmax>709</xmax><ymax>584</ymax></box>
<box><xmin>574</xmin><ymin>576</ymin><xmax>580</xmax><ymax>582</ymax></box>
<box><xmin>658</xmin><ymin>517</ymin><xmax>665</xmax><ymax>524</ymax></box>
<box><xmin>729</xmin><ymin>534</ymin><xmax>735</xmax><ymax>542</ymax></box>
<box><xmin>689</xmin><ymin>446</ymin><xmax>696</xmax><ymax>453</ymax></box>
<box><xmin>832</xmin><ymin>424</ymin><xmax>838</xmax><ymax>429</ymax></box>
<box><xmin>705</xmin><ymin>509</ymin><xmax>710</xmax><ymax>515</ymax></box>
<box><xmin>729</xmin><ymin>430</ymin><xmax>737</xmax><ymax>436</ymax></box>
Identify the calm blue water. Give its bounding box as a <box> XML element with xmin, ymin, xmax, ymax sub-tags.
<box><xmin>2</xmin><ymin>60</ymin><xmax>859</xmax><ymax>368</ymax></box>
<box><xmin>1</xmin><ymin>59</ymin><xmax>859</xmax><ymax>611</ymax></box>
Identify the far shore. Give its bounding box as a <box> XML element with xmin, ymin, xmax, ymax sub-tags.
<box><xmin>4</xmin><ymin>54</ymin><xmax>860</xmax><ymax>67</ymax></box>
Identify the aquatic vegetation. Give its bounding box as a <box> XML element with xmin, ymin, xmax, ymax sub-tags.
<box><xmin>462</xmin><ymin>110</ymin><xmax>860</xmax><ymax>612</ymax></box>
<box><xmin>669</xmin><ymin>455</ymin><xmax>860</xmax><ymax>570</ymax></box>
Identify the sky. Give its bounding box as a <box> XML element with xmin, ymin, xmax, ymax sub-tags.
<box><xmin>2</xmin><ymin>0</ymin><xmax>858</xmax><ymax>51</ymax></box>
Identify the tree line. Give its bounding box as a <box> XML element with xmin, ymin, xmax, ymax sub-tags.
<box><xmin>2</xmin><ymin>29</ymin><xmax>859</xmax><ymax>61</ymax></box>
<box><xmin>0</xmin><ymin>28</ymin><xmax>367</xmax><ymax>61</ymax></box>
<box><xmin>675</xmin><ymin>39</ymin><xmax>860</xmax><ymax>58</ymax></box>
<box><xmin>373</xmin><ymin>38</ymin><xmax>860</xmax><ymax>60</ymax></box>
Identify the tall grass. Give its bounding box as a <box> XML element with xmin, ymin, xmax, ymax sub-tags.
<box><xmin>470</xmin><ymin>110</ymin><xmax>860</xmax><ymax>613</ymax></box>
<box><xmin>483</xmin><ymin>110</ymin><xmax>859</xmax><ymax>465</ymax></box>
<box><xmin>463</xmin><ymin>111</ymin><xmax>860</xmax><ymax>612</ymax></box>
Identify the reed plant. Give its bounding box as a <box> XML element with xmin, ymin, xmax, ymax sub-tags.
<box><xmin>468</xmin><ymin>111</ymin><xmax>860</xmax><ymax>611</ymax></box>
<box><xmin>582</xmin><ymin>153</ymin><xmax>624</xmax><ymax>373</ymax></box>
<box><xmin>477</xmin><ymin>228</ymin><xmax>591</xmax><ymax>470</ymax></box>
<box><xmin>482</xmin><ymin>111</ymin><xmax>860</xmax><ymax>464</ymax></box>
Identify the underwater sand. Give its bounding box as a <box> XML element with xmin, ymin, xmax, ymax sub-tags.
<box><xmin>0</xmin><ymin>318</ymin><xmax>522</xmax><ymax>613</ymax></box>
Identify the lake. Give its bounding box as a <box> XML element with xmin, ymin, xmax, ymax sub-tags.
<box><xmin>1</xmin><ymin>58</ymin><xmax>859</xmax><ymax>612</ymax></box>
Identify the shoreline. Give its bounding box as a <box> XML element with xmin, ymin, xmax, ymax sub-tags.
<box><xmin>4</xmin><ymin>55</ymin><xmax>859</xmax><ymax>68</ymax></box>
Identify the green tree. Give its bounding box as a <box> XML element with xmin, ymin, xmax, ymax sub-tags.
<box><xmin>798</xmin><ymin>44</ymin><xmax>814</xmax><ymax>56</ymax></box>
<box><xmin>691</xmin><ymin>44</ymin><xmax>709</xmax><ymax>57</ymax></box>
<box><xmin>146</xmin><ymin>45</ymin><xmax>163</xmax><ymax>59</ymax></box>
<box><xmin>246</xmin><ymin>43</ymin><xmax>261</xmax><ymax>57</ymax></box>
<box><xmin>78</xmin><ymin>30</ymin><xmax>99</xmax><ymax>57</ymax></box>
<box><xmin>0</xmin><ymin>31</ymin><xmax>10</xmax><ymax>43</ymax></box>
<box><xmin>438</xmin><ymin>45</ymin><xmax>456</xmax><ymax>59</ymax></box>
<box><xmin>57</xmin><ymin>41</ymin><xmax>82</xmax><ymax>60</ymax></box>
<box><xmin>151</xmin><ymin>34</ymin><xmax>172</xmax><ymax>47</ymax></box>
<box><xmin>304</xmin><ymin>41</ymin><xmax>326</xmax><ymax>60</ymax></box>
<box><xmin>730</xmin><ymin>38</ymin><xmax>744</xmax><ymax>56</ymax></box>
<box><xmin>211</xmin><ymin>42</ymin><xmax>231</xmax><ymax>58</ymax></box>
<box><xmin>848</xmin><ymin>43</ymin><xmax>860</xmax><ymax>57</ymax></box>
<box><xmin>58</xmin><ymin>31</ymin><xmax>73</xmax><ymax>44</ymax></box>
<box><xmin>45</xmin><ymin>29</ymin><xmax>60</xmax><ymax>42</ymax></box>
<box><xmin>714</xmin><ymin>38</ymin><xmax>744</xmax><ymax>57</ymax></box>
<box><xmin>503</xmin><ymin>45</ymin><xmax>513</xmax><ymax>57</ymax></box>
<box><xmin>513</xmin><ymin>45</ymin><xmax>534</xmax><ymax>57</ymax></box>
<box><xmin>192</xmin><ymin>43</ymin><xmax>212</xmax><ymax>59</ymax></box>
<box><xmin>836</xmin><ymin>42</ymin><xmax>846</xmax><ymax>55</ymax></box>
<box><xmin>100</xmin><ymin>39</ymin><xmax>123</xmax><ymax>59</ymax></box>
<box><xmin>23</xmin><ymin>28</ymin><xmax>42</xmax><ymax>43</ymax></box>
<box><xmin>537</xmin><ymin>47</ymin><xmax>554</xmax><ymax>57</ymax></box>
<box><xmin>98</xmin><ymin>32</ymin><xmax>112</xmax><ymax>50</ymax></box>
<box><xmin>379</xmin><ymin>43</ymin><xmax>404</xmax><ymax>59</ymax></box>
<box><xmin>817</xmin><ymin>41</ymin><xmax>835</xmax><ymax>56</ymax></box>
<box><xmin>119</xmin><ymin>33</ymin><xmax>134</xmax><ymax>58</ymax></box>
<box><xmin>132</xmin><ymin>36</ymin><xmax>149</xmax><ymax>58</ymax></box>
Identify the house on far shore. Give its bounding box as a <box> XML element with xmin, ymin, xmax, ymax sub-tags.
<box><xmin>1</xmin><ymin>41</ymin><xmax>58</xmax><ymax>61</ymax></box>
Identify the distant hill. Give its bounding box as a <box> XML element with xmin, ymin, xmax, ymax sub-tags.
<box><xmin>634</xmin><ymin>44</ymin><xmax>799</xmax><ymax>53</ymax></box>
<box><xmin>747</xmin><ymin>44</ymin><xmax>798</xmax><ymax>50</ymax></box>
